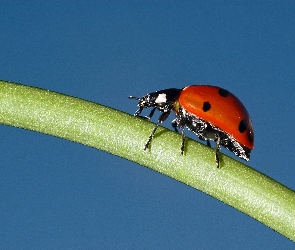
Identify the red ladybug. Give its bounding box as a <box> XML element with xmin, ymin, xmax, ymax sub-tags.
<box><xmin>129</xmin><ymin>85</ymin><xmax>254</xmax><ymax>168</ymax></box>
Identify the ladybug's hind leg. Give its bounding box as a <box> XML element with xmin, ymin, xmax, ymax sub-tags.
<box><xmin>201</xmin><ymin>126</ymin><xmax>221</xmax><ymax>168</ymax></box>
<box><xmin>214</xmin><ymin>136</ymin><xmax>221</xmax><ymax>168</ymax></box>
<box><xmin>179</xmin><ymin>126</ymin><xmax>186</xmax><ymax>155</ymax></box>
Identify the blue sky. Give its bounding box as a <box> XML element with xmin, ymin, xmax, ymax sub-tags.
<box><xmin>1</xmin><ymin>1</ymin><xmax>294</xmax><ymax>249</ymax></box>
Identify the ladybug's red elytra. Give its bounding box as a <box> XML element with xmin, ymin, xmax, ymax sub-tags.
<box><xmin>129</xmin><ymin>85</ymin><xmax>254</xmax><ymax>168</ymax></box>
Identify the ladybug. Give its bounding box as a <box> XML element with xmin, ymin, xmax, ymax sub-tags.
<box><xmin>129</xmin><ymin>85</ymin><xmax>254</xmax><ymax>168</ymax></box>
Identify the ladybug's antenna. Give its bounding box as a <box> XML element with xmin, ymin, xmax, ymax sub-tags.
<box><xmin>128</xmin><ymin>96</ymin><xmax>141</xmax><ymax>100</ymax></box>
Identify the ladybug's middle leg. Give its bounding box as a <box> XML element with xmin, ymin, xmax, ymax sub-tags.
<box><xmin>172</xmin><ymin>118</ymin><xmax>186</xmax><ymax>155</ymax></box>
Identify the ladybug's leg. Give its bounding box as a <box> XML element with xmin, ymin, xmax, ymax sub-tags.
<box><xmin>214</xmin><ymin>136</ymin><xmax>221</xmax><ymax>168</ymax></box>
<box><xmin>172</xmin><ymin>119</ymin><xmax>179</xmax><ymax>133</ymax></box>
<box><xmin>133</xmin><ymin>107</ymin><xmax>157</xmax><ymax>120</ymax></box>
<box><xmin>180</xmin><ymin>126</ymin><xmax>186</xmax><ymax>155</ymax></box>
<box><xmin>133</xmin><ymin>106</ymin><xmax>144</xmax><ymax>116</ymax></box>
<box><xmin>129</xmin><ymin>96</ymin><xmax>144</xmax><ymax>116</ymax></box>
<box><xmin>206</xmin><ymin>140</ymin><xmax>211</xmax><ymax>147</ymax></box>
<box><xmin>145</xmin><ymin>107</ymin><xmax>157</xmax><ymax>120</ymax></box>
<box><xmin>144</xmin><ymin>123</ymin><xmax>160</xmax><ymax>150</ymax></box>
<box><xmin>144</xmin><ymin>111</ymin><xmax>171</xmax><ymax>151</ymax></box>
<box><xmin>172</xmin><ymin>118</ymin><xmax>186</xmax><ymax>155</ymax></box>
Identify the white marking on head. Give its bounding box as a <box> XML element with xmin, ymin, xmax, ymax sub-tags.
<box><xmin>155</xmin><ymin>93</ymin><xmax>167</xmax><ymax>104</ymax></box>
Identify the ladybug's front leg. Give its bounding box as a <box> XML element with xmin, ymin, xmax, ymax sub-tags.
<box><xmin>145</xmin><ymin>107</ymin><xmax>157</xmax><ymax>120</ymax></box>
<box><xmin>144</xmin><ymin>110</ymin><xmax>171</xmax><ymax>151</ymax></box>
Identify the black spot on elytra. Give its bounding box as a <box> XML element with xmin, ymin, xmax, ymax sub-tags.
<box><xmin>203</xmin><ymin>101</ymin><xmax>211</xmax><ymax>112</ymax></box>
<box><xmin>238</xmin><ymin>119</ymin><xmax>248</xmax><ymax>133</ymax></box>
<box><xmin>218</xmin><ymin>88</ymin><xmax>229</xmax><ymax>97</ymax></box>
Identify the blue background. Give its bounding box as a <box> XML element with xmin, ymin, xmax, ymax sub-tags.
<box><xmin>1</xmin><ymin>1</ymin><xmax>294</xmax><ymax>249</ymax></box>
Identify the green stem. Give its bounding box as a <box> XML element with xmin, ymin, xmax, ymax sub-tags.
<box><xmin>0</xmin><ymin>80</ymin><xmax>294</xmax><ymax>241</ymax></box>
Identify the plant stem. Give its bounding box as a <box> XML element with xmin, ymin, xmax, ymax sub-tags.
<box><xmin>0</xmin><ymin>80</ymin><xmax>294</xmax><ymax>241</ymax></box>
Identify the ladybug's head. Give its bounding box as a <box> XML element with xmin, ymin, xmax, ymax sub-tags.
<box><xmin>129</xmin><ymin>88</ymin><xmax>181</xmax><ymax>116</ymax></box>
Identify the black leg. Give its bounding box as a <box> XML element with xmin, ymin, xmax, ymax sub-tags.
<box><xmin>172</xmin><ymin>117</ymin><xmax>186</xmax><ymax>155</ymax></box>
<box><xmin>214</xmin><ymin>136</ymin><xmax>221</xmax><ymax>168</ymax></box>
<box><xmin>180</xmin><ymin>126</ymin><xmax>185</xmax><ymax>155</ymax></box>
<box><xmin>172</xmin><ymin>119</ymin><xmax>179</xmax><ymax>133</ymax></box>
<box><xmin>134</xmin><ymin>106</ymin><xmax>143</xmax><ymax>116</ymax></box>
<box><xmin>144</xmin><ymin>123</ymin><xmax>160</xmax><ymax>150</ymax></box>
<box><xmin>145</xmin><ymin>107</ymin><xmax>157</xmax><ymax>120</ymax></box>
<box><xmin>144</xmin><ymin>111</ymin><xmax>171</xmax><ymax>151</ymax></box>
